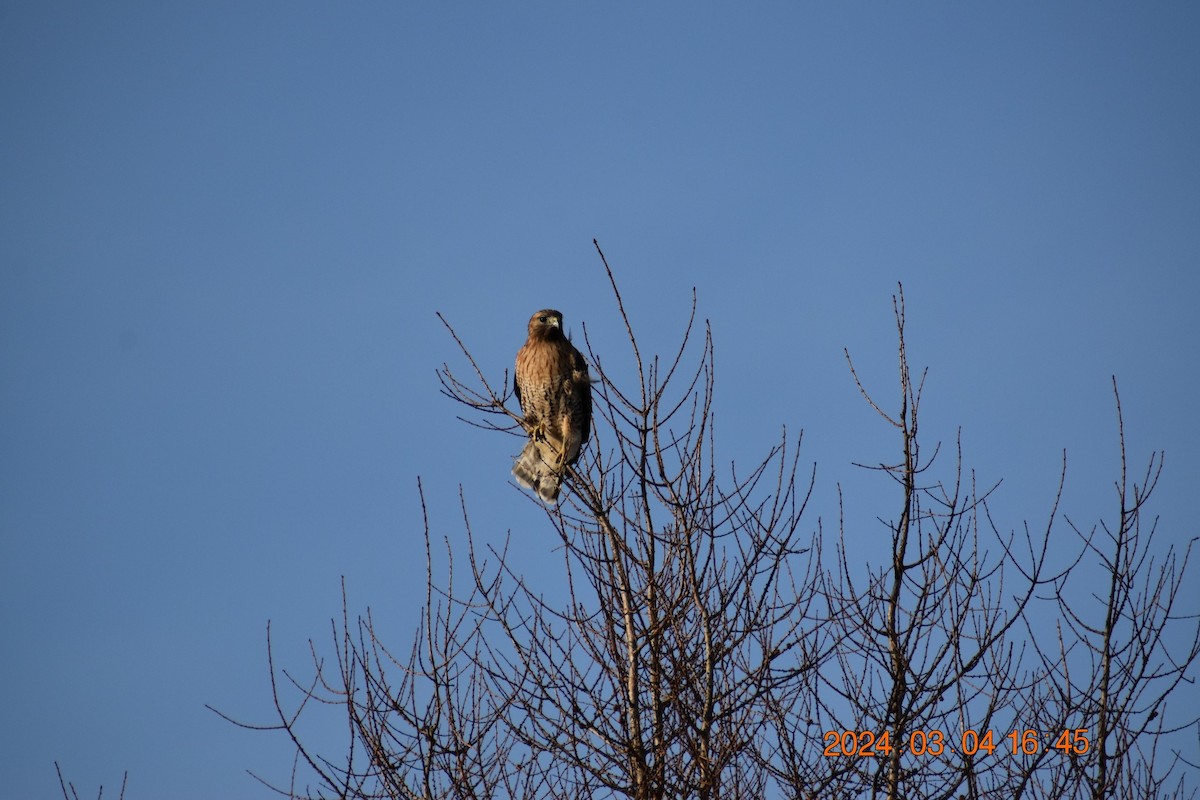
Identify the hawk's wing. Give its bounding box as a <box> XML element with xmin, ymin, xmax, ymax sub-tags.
<box><xmin>569</xmin><ymin>345</ymin><xmax>591</xmax><ymax>446</ymax></box>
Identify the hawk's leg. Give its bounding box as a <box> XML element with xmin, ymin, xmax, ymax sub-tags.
<box><xmin>556</xmin><ymin>415</ymin><xmax>579</xmax><ymax>471</ymax></box>
<box><xmin>525</xmin><ymin>417</ymin><xmax>548</xmax><ymax>443</ymax></box>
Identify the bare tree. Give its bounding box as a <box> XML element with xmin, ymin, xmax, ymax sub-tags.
<box><xmin>208</xmin><ymin>486</ymin><xmax>523</xmax><ymax>800</ymax></box>
<box><xmin>1027</xmin><ymin>379</ymin><xmax>1200</xmax><ymax>799</ymax></box>
<box><xmin>217</xmin><ymin>248</ymin><xmax>1197</xmax><ymax>800</ymax></box>
<box><xmin>55</xmin><ymin>763</ymin><xmax>127</xmax><ymax>800</ymax></box>
<box><xmin>764</xmin><ymin>287</ymin><xmax>1071</xmax><ymax>799</ymax></box>
<box><xmin>432</xmin><ymin>242</ymin><xmax>825</xmax><ymax>799</ymax></box>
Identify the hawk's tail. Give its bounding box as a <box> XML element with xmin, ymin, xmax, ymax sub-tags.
<box><xmin>512</xmin><ymin>441</ymin><xmax>562</xmax><ymax>505</ymax></box>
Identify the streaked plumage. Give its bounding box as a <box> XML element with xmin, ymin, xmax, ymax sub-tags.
<box><xmin>512</xmin><ymin>309</ymin><xmax>592</xmax><ymax>504</ymax></box>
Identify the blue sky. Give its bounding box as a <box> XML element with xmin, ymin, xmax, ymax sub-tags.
<box><xmin>3</xmin><ymin>3</ymin><xmax>1199</xmax><ymax>797</ymax></box>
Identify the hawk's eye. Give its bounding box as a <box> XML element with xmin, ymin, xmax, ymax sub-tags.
<box><xmin>539</xmin><ymin>316</ymin><xmax>548</xmax><ymax>322</ymax></box>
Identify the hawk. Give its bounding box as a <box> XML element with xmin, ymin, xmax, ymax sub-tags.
<box><xmin>512</xmin><ymin>309</ymin><xmax>592</xmax><ymax>504</ymax></box>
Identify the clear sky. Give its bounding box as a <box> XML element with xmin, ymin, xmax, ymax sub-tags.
<box><xmin>3</xmin><ymin>3</ymin><xmax>1198</xmax><ymax>798</ymax></box>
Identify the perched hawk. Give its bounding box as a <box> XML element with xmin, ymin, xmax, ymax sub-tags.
<box><xmin>512</xmin><ymin>309</ymin><xmax>592</xmax><ymax>504</ymax></box>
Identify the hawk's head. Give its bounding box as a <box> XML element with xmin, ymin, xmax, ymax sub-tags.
<box><xmin>527</xmin><ymin>309</ymin><xmax>565</xmax><ymax>340</ymax></box>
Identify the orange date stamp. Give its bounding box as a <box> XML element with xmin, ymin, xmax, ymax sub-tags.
<box><xmin>822</xmin><ymin>729</ymin><xmax>1090</xmax><ymax>758</ymax></box>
